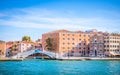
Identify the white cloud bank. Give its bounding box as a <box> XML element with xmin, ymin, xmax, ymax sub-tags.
<box><xmin>0</xmin><ymin>7</ymin><xmax>120</xmax><ymax>32</ymax></box>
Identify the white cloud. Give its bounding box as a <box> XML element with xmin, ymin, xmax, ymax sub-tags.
<box><xmin>0</xmin><ymin>7</ymin><xmax>120</xmax><ymax>32</ymax></box>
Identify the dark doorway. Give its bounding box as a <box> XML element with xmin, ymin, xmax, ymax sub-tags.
<box><xmin>95</xmin><ymin>50</ymin><xmax>97</xmax><ymax>56</ymax></box>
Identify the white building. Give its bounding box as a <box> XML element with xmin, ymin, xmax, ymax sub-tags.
<box><xmin>18</xmin><ymin>42</ymin><xmax>34</xmax><ymax>52</ymax></box>
<box><xmin>104</xmin><ymin>34</ymin><xmax>120</xmax><ymax>57</ymax></box>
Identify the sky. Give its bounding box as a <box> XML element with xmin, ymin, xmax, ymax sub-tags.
<box><xmin>0</xmin><ymin>0</ymin><xmax>120</xmax><ymax>41</ymax></box>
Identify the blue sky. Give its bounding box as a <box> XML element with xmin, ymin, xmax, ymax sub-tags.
<box><xmin>0</xmin><ymin>0</ymin><xmax>120</xmax><ymax>41</ymax></box>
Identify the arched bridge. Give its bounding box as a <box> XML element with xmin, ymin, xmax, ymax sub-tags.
<box><xmin>12</xmin><ymin>50</ymin><xmax>61</xmax><ymax>59</ymax></box>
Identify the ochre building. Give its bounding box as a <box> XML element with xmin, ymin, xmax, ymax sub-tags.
<box><xmin>0</xmin><ymin>40</ymin><xmax>6</xmax><ymax>57</ymax></box>
<box><xmin>42</xmin><ymin>30</ymin><xmax>90</xmax><ymax>57</ymax></box>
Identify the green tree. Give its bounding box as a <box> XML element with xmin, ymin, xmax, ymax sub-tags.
<box><xmin>45</xmin><ymin>37</ymin><xmax>57</xmax><ymax>51</ymax></box>
<box><xmin>22</xmin><ymin>36</ymin><xmax>32</xmax><ymax>42</ymax></box>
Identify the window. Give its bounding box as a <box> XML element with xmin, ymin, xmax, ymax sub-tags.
<box><xmin>68</xmin><ymin>47</ymin><xmax>70</xmax><ymax>49</ymax></box>
<box><xmin>63</xmin><ymin>47</ymin><xmax>65</xmax><ymax>49</ymax></box>
<box><xmin>84</xmin><ymin>43</ymin><xmax>86</xmax><ymax>45</ymax></box>
<box><xmin>63</xmin><ymin>38</ymin><xmax>65</xmax><ymax>40</ymax></box>
<box><xmin>79</xmin><ymin>43</ymin><xmax>81</xmax><ymax>45</ymax></box>
<box><xmin>84</xmin><ymin>39</ymin><xmax>86</xmax><ymax>41</ymax></box>
<box><xmin>68</xmin><ymin>38</ymin><xmax>70</xmax><ymax>40</ymax></box>
<box><xmin>68</xmin><ymin>43</ymin><xmax>70</xmax><ymax>45</ymax></box>
<box><xmin>72</xmin><ymin>43</ymin><xmax>74</xmax><ymax>45</ymax></box>
<box><xmin>63</xmin><ymin>34</ymin><xmax>65</xmax><ymax>36</ymax></box>
<box><xmin>72</xmin><ymin>47</ymin><xmax>74</xmax><ymax>49</ymax></box>
<box><xmin>72</xmin><ymin>34</ymin><xmax>74</xmax><ymax>36</ymax></box>
<box><xmin>110</xmin><ymin>45</ymin><xmax>112</xmax><ymax>47</ymax></box>
<box><xmin>68</xmin><ymin>34</ymin><xmax>70</xmax><ymax>36</ymax></box>
<box><xmin>104</xmin><ymin>45</ymin><xmax>106</xmax><ymax>47</ymax></box>
<box><xmin>15</xmin><ymin>49</ymin><xmax>17</xmax><ymax>51</ymax></box>
<box><xmin>72</xmin><ymin>51</ymin><xmax>74</xmax><ymax>53</ymax></box>
<box><xmin>118</xmin><ymin>46</ymin><xmax>119</xmax><ymax>48</ymax></box>
<box><xmin>113</xmin><ymin>45</ymin><xmax>114</xmax><ymax>48</ymax></box>
<box><xmin>72</xmin><ymin>38</ymin><xmax>74</xmax><ymax>40</ymax></box>
<box><xmin>63</xmin><ymin>43</ymin><xmax>65</xmax><ymax>45</ymax></box>
<box><xmin>84</xmin><ymin>35</ymin><xmax>86</xmax><ymax>37</ymax></box>
<box><xmin>99</xmin><ymin>45</ymin><xmax>102</xmax><ymax>47</ymax></box>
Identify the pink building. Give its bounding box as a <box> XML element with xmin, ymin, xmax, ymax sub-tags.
<box><xmin>89</xmin><ymin>31</ymin><xmax>105</xmax><ymax>57</ymax></box>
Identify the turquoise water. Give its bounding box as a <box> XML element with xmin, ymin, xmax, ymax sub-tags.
<box><xmin>0</xmin><ymin>59</ymin><xmax>120</xmax><ymax>75</ymax></box>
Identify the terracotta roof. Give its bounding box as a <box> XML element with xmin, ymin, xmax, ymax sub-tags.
<box><xmin>49</xmin><ymin>29</ymin><xmax>71</xmax><ymax>33</ymax></box>
<box><xmin>74</xmin><ymin>30</ymin><xmax>84</xmax><ymax>33</ymax></box>
<box><xmin>45</xmin><ymin>29</ymin><xmax>87</xmax><ymax>34</ymax></box>
<box><xmin>21</xmin><ymin>41</ymin><xmax>35</xmax><ymax>44</ymax></box>
<box><xmin>110</xmin><ymin>33</ymin><xmax>120</xmax><ymax>36</ymax></box>
<box><xmin>6</xmin><ymin>41</ymin><xmax>20</xmax><ymax>44</ymax></box>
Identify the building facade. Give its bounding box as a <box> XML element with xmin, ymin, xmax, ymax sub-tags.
<box><xmin>18</xmin><ymin>41</ymin><xmax>35</xmax><ymax>52</ymax></box>
<box><xmin>35</xmin><ymin>39</ymin><xmax>42</xmax><ymax>50</ymax></box>
<box><xmin>0</xmin><ymin>40</ymin><xmax>6</xmax><ymax>58</ymax></box>
<box><xmin>89</xmin><ymin>31</ymin><xmax>104</xmax><ymax>57</ymax></box>
<box><xmin>42</xmin><ymin>30</ymin><xmax>90</xmax><ymax>57</ymax></box>
<box><xmin>42</xmin><ymin>29</ymin><xmax>120</xmax><ymax>57</ymax></box>
<box><xmin>104</xmin><ymin>34</ymin><xmax>120</xmax><ymax>57</ymax></box>
<box><xmin>6</xmin><ymin>41</ymin><xmax>20</xmax><ymax>56</ymax></box>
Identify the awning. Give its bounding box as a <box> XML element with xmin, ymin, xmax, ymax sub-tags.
<box><xmin>110</xmin><ymin>51</ymin><xmax>120</xmax><ymax>56</ymax></box>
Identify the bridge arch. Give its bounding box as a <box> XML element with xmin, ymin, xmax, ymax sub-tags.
<box><xmin>12</xmin><ymin>50</ymin><xmax>57</xmax><ymax>59</ymax></box>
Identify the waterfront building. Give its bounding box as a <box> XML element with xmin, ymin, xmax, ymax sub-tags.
<box><xmin>0</xmin><ymin>40</ymin><xmax>6</xmax><ymax>58</ymax></box>
<box><xmin>42</xmin><ymin>30</ymin><xmax>90</xmax><ymax>57</ymax></box>
<box><xmin>104</xmin><ymin>33</ymin><xmax>120</xmax><ymax>57</ymax></box>
<box><xmin>6</xmin><ymin>41</ymin><xmax>13</xmax><ymax>57</ymax></box>
<box><xmin>6</xmin><ymin>41</ymin><xmax>20</xmax><ymax>56</ymax></box>
<box><xmin>6</xmin><ymin>41</ymin><xmax>38</xmax><ymax>57</ymax></box>
<box><xmin>42</xmin><ymin>29</ymin><xmax>120</xmax><ymax>57</ymax></box>
<box><xmin>89</xmin><ymin>30</ymin><xmax>105</xmax><ymax>57</ymax></box>
<box><xmin>36</xmin><ymin>39</ymin><xmax>42</xmax><ymax>44</ymax></box>
<box><xmin>35</xmin><ymin>39</ymin><xmax>42</xmax><ymax>50</ymax></box>
<box><xmin>18</xmin><ymin>41</ymin><xmax>35</xmax><ymax>52</ymax></box>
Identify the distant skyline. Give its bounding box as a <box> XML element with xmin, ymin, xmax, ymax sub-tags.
<box><xmin>0</xmin><ymin>0</ymin><xmax>120</xmax><ymax>41</ymax></box>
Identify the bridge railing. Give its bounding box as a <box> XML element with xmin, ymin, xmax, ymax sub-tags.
<box><xmin>12</xmin><ymin>49</ymin><xmax>57</xmax><ymax>58</ymax></box>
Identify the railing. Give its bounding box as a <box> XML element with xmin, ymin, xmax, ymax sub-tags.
<box><xmin>12</xmin><ymin>49</ymin><xmax>58</xmax><ymax>59</ymax></box>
